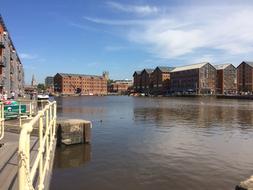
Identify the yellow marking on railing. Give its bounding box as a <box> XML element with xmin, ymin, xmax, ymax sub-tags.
<box><xmin>18</xmin><ymin>100</ymin><xmax>57</xmax><ymax>190</ymax></box>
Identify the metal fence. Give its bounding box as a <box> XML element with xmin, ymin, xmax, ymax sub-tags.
<box><xmin>18</xmin><ymin>100</ymin><xmax>57</xmax><ymax>190</ymax></box>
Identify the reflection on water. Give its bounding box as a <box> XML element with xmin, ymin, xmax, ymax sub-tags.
<box><xmin>133</xmin><ymin>99</ymin><xmax>253</xmax><ymax>129</ymax></box>
<box><xmin>51</xmin><ymin>96</ymin><xmax>253</xmax><ymax>190</ymax></box>
<box><xmin>54</xmin><ymin>144</ymin><xmax>91</xmax><ymax>169</ymax></box>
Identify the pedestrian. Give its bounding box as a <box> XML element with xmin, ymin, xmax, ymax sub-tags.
<box><xmin>11</xmin><ymin>91</ymin><xmax>15</xmax><ymax>99</ymax></box>
<box><xmin>3</xmin><ymin>91</ymin><xmax>7</xmax><ymax>101</ymax></box>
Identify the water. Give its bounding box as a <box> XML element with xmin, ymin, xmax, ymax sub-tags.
<box><xmin>50</xmin><ymin>96</ymin><xmax>253</xmax><ymax>190</ymax></box>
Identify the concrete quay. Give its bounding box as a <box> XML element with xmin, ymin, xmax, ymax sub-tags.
<box><xmin>56</xmin><ymin>118</ymin><xmax>92</xmax><ymax>145</ymax></box>
<box><xmin>236</xmin><ymin>176</ymin><xmax>253</xmax><ymax>190</ymax></box>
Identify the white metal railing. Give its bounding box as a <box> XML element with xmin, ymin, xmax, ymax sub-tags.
<box><xmin>18</xmin><ymin>100</ymin><xmax>57</xmax><ymax>190</ymax></box>
<box><xmin>17</xmin><ymin>99</ymin><xmax>38</xmax><ymax>127</ymax></box>
<box><xmin>0</xmin><ymin>102</ymin><xmax>4</xmax><ymax>140</ymax></box>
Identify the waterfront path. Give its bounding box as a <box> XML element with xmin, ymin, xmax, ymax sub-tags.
<box><xmin>0</xmin><ymin>132</ymin><xmax>38</xmax><ymax>190</ymax></box>
<box><xmin>0</xmin><ymin>100</ymin><xmax>57</xmax><ymax>190</ymax></box>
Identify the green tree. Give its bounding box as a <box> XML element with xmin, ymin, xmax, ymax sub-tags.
<box><xmin>107</xmin><ymin>79</ymin><xmax>114</xmax><ymax>85</ymax></box>
<box><xmin>37</xmin><ymin>83</ymin><xmax>46</xmax><ymax>93</ymax></box>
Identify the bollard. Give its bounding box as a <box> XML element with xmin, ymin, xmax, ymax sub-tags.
<box><xmin>56</xmin><ymin>119</ymin><xmax>92</xmax><ymax>145</ymax></box>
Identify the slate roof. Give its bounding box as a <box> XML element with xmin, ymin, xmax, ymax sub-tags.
<box><xmin>156</xmin><ymin>66</ymin><xmax>175</xmax><ymax>72</ymax></box>
<box><xmin>57</xmin><ymin>73</ymin><xmax>103</xmax><ymax>78</ymax></box>
<box><xmin>142</xmin><ymin>69</ymin><xmax>154</xmax><ymax>74</ymax></box>
<box><xmin>133</xmin><ymin>71</ymin><xmax>142</xmax><ymax>76</ymax></box>
<box><xmin>171</xmin><ymin>62</ymin><xmax>209</xmax><ymax>72</ymax></box>
<box><xmin>214</xmin><ymin>64</ymin><xmax>233</xmax><ymax>70</ymax></box>
<box><xmin>242</xmin><ymin>61</ymin><xmax>253</xmax><ymax>67</ymax></box>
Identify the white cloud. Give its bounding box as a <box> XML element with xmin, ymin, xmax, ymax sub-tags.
<box><xmin>19</xmin><ymin>53</ymin><xmax>38</xmax><ymax>60</ymax></box>
<box><xmin>83</xmin><ymin>16</ymin><xmax>148</xmax><ymax>26</ymax></box>
<box><xmin>85</xmin><ymin>4</ymin><xmax>253</xmax><ymax>61</ymax></box>
<box><xmin>128</xmin><ymin>6</ymin><xmax>253</xmax><ymax>59</ymax></box>
<box><xmin>106</xmin><ymin>1</ymin><xmax>158</xmax><ymax>15</ymax></box>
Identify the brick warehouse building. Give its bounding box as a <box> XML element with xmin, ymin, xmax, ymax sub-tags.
<box><xmin>0</xmin><ymin>15</ymin><xmax>24</xmax><ymax>97</ymax></box>
<box><xmin>133</xmin><ymin>71</ymin><xmax>142</xmax><ymax>92</ymax></box>
<box><xmin>170</xmin><ymin>62</ymin><xmax>216</xmax><ymax>94</ymax></box>
<box><xmin>108</xmin><ymin>80</ymin><xmax>133</xmax><ymax>94</ymax></box>
<box><xmin>214</xmin><ymin>64</ymin><xmax>237</xmax><ymax>94</ymax></box>
<box><xmin>237</xmin><ymin>61</ymin><xmax>253</xmax><ymax>93</ymax></box>
<box><xmin>141</xmin><ymin>69</ymin><xmax>154</xmax><ymax>94</ymax></box>
<box><xmin>54</xmin><ymin>73</ymin><xmax>107</xmax><ymax>95</ymax></box>
<box><xmin>151</xmin><ymin>66</ymin><xmax>174</xmax><ymax>95</ymax></box>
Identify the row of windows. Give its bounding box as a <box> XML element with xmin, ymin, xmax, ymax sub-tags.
<box><xmin>63</xmin><ymin>85</ymin><xmax>107</xmax><ymax>88</ymax></box>
<box><xmin>63</xmin><ymin>89</ymin><xmax>107</xmax><ymax>93</ymax></box>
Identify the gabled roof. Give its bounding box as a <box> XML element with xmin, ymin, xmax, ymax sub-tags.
<box><xmin>133</xmin><ymin>71</ymin><xmax>141</xmax><ymax>76</ymax></box>
<box><xmin>171</xmin><ymin>62</ymin><xmax>209</xmax><ymax>72</ymax></box>
<box><xmin>57</xmin><ymin>73</ymin><xmax>103</xmax><ymax>78</ymax></box>
<box><xmin>242</xmin><ymin>61</ymin><xmax>253</xmax><ymax>68</ymax></box>
<box><xmin>156</xmin><ymin>66</ymin><xmax>175</xmax><ymax>72</ymax></box>
<box><xmin>214</xmin><ymin>63</ymin><xmax>234</xmax><ymax>70</ymax></box>
<box><xmin>142</xmin><ymin>68</ymin><xmax>154</xmax><ymax>74</ymax></box>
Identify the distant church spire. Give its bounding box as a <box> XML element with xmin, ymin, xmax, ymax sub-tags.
<box><xmin>31</xmin><ymin>74</ymin><xmax>37</xmax><ymax>86</ymax></box>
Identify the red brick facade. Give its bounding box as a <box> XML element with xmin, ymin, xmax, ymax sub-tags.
<box><xmin>237</xmin><ymin>61</ymin><xmax>253</xmax><ymax>93</ymax></box>
<box><xmin>133</xmin><ymin>71</ymin><xmax>142</xmax><ymax>92</ymax></box>
<box><xmin>141</xmin><ymin>69</ymin><xmax>154</xmax><ymax>93</ymax></box>
<box><xmin>108</xmin><ymin>80</ymin><xmax>132</xmax><ymax>94</ymax></box>
<box><xmin>54</xmin><ymin>73</ymin><xmax>107</xmax><ymax>95</ymax></box>
<box><xmin>215</xmin><ymin>64</ymin><xmax>237</xmax><ymax>94</ymax></box>
<box><xmin>151</xmin><ymin>67</ymin><xmax>174</xmax><ymax>94</ymax></box>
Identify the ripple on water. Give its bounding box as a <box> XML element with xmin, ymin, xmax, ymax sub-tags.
<box><xmin>51</xmin><ymin>96</ymin><xmax>253</xmax><ymax>190</ymax></box>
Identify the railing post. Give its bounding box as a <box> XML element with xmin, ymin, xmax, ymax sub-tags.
<box><xmin>18</xmin><ymin>124</ymin><xmax>31</xmax><ymax>190</ymax></box>
<box><xmin>29</xmin><ymin>102</ymin><xmax>32</xmax><ymax>118</ymax></box>
<box><xmin>26</xmin><ymin>133</ymin><xmax>30</xmax><ymax>175</ymax></box>
<box><xmin>19</xmin><ymin>102</ymin><xmax>22</xmax><ymax>127</ymax></box>
<box><xmin>0</xmin><ymin>103</ymin><xmax>4</xmax><ymax>140</ymax></box>
<box><xmin>46</xmin><ymin>109</ymin><xmax>50</xmax><ymax>170</ymax></box>
<box><xmin>18</xmin><ymin>101</ymin><xmax>57</xmax><ymax>190</ymax></box>
<box><xmin>38</xmin><ymin>112</ymin><xmax>44</xmax><ymax>190</ymax></box>
<box><xmin>53</xmin><ymin>103</ymin><xmax>57</xmax><ymax>135</ymax></box>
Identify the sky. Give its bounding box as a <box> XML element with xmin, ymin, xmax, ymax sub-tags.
<box><xmin>1</xmin><ymin>0</ymin><xmax>253</xmax><ymax>84</ymax></box>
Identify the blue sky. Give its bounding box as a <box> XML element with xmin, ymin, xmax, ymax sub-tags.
<box><xmin>1</xmin><ymin>0</ymin><xmax>253</xmax><ymax>84</ymax></box>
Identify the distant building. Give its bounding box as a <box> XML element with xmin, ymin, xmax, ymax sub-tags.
<box><xmin>45</xmin><ymin>76</ymin><xmax>54</xmax><ymax>87</ymax></box>
<box><xmin>0</xmin><ymin>15</ymin><xmax>24</xmax><ymax>96</ymax></box>
<box><xmin>31</xmin><ymin>74</ymin><xmax>37</xmax><ymax>86</ymax></box>
<box><xmin>214</xmin><ymin>64</ymin><xmax>237</xmax><ymax>94</ymax></box>
<box><xmin>141</xmin><ymin>69</ymin><xmax>154</xmax><ymax>94</ymax></box>
<box><xmin>45</xmin><ymin>76</ymin><xmax>54</xmax><ymax>93</ymax></box>
<box><xmin>108</xmin><ymin>80</ymin><xmax>132</xmax><ymax>94</ymax></box>
<box><xmin>54</xmin><ymin>73</ymin><xmax>107</xmax><ymax>95</ymax></box>
<box><xmin>102</xmin><ymin>71</ymin><xmax>109</xmax><ymax>81</ymax></box>
<box><xmin>24</xmin><ymin>85</ymin><xmax>37</xmax><ymax>95</ymax></box>
<box><xmin>133</xmin><ymin>71</ymin><xmax>142</xmax><ymax>92</ymax></box>
<box><xmin>151</xmin><ymin>66</ymin><xmax>174</xmax><ymax>94</ymax></box>
<box><xmin>170</xmin><ymin>62</ymin><xmax>216</xmax><ymax>94</ymax></box>
<box><xmin>237</xmin><ymin>61</ymin><xmax>253</xmax><ymax>93</ymax></box>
